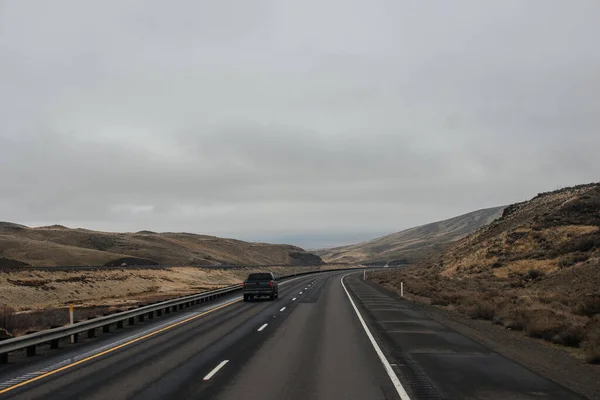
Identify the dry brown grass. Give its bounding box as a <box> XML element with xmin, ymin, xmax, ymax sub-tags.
<box><xmin>0</xmin><ymin>264</ymin><xmax>358</xmax><ymax>311</ymax></box>
<box><xmin>371</xmin><ymin>256</ymin><xmax>600</xmax><ymax>362</ymax></box>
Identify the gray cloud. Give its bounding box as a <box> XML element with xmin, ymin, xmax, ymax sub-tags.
<box><xmin>1</xmin><ymin>0</ymin><xmax>599</xmax><ymax>248</ymax></box>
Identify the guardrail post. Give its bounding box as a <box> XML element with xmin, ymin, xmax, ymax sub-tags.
<box><xmin>165</xmin><ymin>307</ymin><xmax>170</xmax><ymax>314</ymax></box>
<box><xmin>50</xmin><ymin>339</ymin><xmax>59</xmax><ymax>349</ymax></box>
<box><xmin>73</xmin><ymin>333</ymin><xmax>79</xmax><ymax>343</ymax></box>
<box><xmin>69</xmin><ymin>304</ymin><xmax>75</xmax><ymax>344</ymax></box>
<box><xmin>26</xmin><ymin>345</ymin><xmax>36</xmax><ymax>357</ymax></box>
<box><xmin>156</xmin><ymin>309</ymin><xmax>162</xmax><ymax>317</ymax></box>
<box><xmin>0</xmin><ymin>353</ymin><xmax>7</xmax><ymax>364</ymax></box>
<box><xmin>148</xmin><ymin>311</ymin><xmax>154</xmax><ymax>319</ymax></box>
<box><xmin>103</xmin><ymin>325</ymin><xmax>110</xmax><ymax>333</ymax></box>
<box><xmin>88</xmin><ymin>328</ymin><xmax>96</xmax><ymax>338</ymax></box>
<box><xmin>117</xmin><ymin>320</ymin><xmax>124</xmax><ymax>329</ymax></box>
<box><xmin>139</xmin><ymin>314</ymin><xmax>145</xmax><ymax>322</ymax></box>
<box><xmin>129</xmin><ymin>317</ymin><xmax>135</xmax><ymax>325</ymax></box>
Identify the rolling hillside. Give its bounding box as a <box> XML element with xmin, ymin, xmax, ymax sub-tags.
<box><xmin>0</xmin><ymin>223</ymin><xmax>322</xmax><ymax>267</ymax></box>
<box><xmin>372</xmin><ymin>182</ymin><xmax>600</xmax><ymax>363</ymax></box>
<box><xmin>439</xmin><ymin>183</ymin><xmax>600</xmax><ymax>279</ymax></box>
<box><xmin>316</xmin><ymin>206</ymin><xmax>505</xmax><ymax>264</ymax></box>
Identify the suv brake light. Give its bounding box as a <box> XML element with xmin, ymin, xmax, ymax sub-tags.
<box><xmin>242</xmin><ymin>282</ymin><xmax>245</xmax><ymax>288</ymax></box>
<box><xmin>269</xmin><ymin>281</ymin><xmax>273</xmax><ymax>288</ymax></box>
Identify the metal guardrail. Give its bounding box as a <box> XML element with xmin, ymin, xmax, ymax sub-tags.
<box><xmin>0</xmin><ymin>267</ymin><xmax>363</xmax><ymax>363</ymax></box>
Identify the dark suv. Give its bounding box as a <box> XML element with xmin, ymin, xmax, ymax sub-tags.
<box><xmin>242</xmin><ymin>272</ymin><xmax>279</xmax><ymax>301</ymax></box>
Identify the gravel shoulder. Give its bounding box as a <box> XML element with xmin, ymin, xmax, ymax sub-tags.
<box><xmin>367</xmin><ymin>279</ymin><xmax>600</xmax><ymax>400</ymax></box>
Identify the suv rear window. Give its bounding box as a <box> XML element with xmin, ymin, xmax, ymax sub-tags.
<box><xmin>247</xmin><ymin>273</ymin><xmax>273</xmax><ymax>281</ymax></box>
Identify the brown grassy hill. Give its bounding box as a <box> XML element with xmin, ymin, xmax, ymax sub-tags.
<box><xmin>0</xmin><ymin>224</ymin><xmax>322</xmax><ymax>267</ymax></box>
<box><xmin>316</xmin><ymin>206</ymin><xmax>504</xmax><ymax>264</ymax></box>
<box><xmin>441</xmin><ymin>182</ymin><xmax>600</xmax><ymax>278</ymax></box>
<box><xmin>371</xmin><ymin>182</ymin><xmax>600</xmax><ymax>363</ymax></box>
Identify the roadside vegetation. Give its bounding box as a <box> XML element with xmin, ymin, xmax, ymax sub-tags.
<box><xmin>371</xmin><ymin>183</ymin><xmax>600</xmax><ymax>364</ymax></box>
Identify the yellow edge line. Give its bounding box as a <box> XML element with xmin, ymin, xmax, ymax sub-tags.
<box><xmin>0</xmin><ymin>298</ymin><xmax>242</xmax><ymax>395</ymax></box>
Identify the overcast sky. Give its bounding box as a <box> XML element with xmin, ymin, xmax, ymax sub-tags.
<box><xmin>1</xmin><ymin>1</ymin><xmax>598</xmax><ymax>249</ymax></box>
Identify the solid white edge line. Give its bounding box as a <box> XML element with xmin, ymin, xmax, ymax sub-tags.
<box><xmin>280</xmin><ymin>307</ymin><xmax>286</xmax><ymax>312</ymax></box>
<box><xmin>203</xmin><ymin>360</ymin><xmax>229</xmax><ymax>381</ymax></box>
<box><xmin>340</xmin><ymin>274</ymin><xmax>411</xmax><ymax>400</ymax></box>
<box><xmin>257</xmin><ymin>323</ymin><xmax>268</xmax><ymax>332</ymax></box>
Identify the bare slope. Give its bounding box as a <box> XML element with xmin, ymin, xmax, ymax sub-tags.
<box><xmin>317</xmin><ymin>206</ymin><xmax>504</xmax><ymax>264</ymax></box>
<box><xmin>372</xmin><ymin>182</ymin><xmax>600</xmax><ymax>363</ymax></box>
<box><xmin>0</xmin><ymin>224</ymin><xmax>322</xmax><ymax>267</ymax></box>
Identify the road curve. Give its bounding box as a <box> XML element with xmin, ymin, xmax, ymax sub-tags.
<box><xmin>0</xmin><ymin>271</ymin><xmax>584</xmax><ymax>400</ymax></box>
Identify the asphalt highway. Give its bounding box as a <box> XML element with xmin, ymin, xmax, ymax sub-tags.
<box><xmin>0</xmin><ymin>271</ymin><xmax>585</xmax><ymax>400</ymax></box>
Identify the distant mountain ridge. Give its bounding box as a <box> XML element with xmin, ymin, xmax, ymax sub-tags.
<box><xmin>316</xmin><ymin>206</ymin><xmax>505</xmax><ymax>264</ymax></box>
<box><xmin>0</xmin><ymin>223</ymin><xmax>323</xmax><ymax>267</ymax></box>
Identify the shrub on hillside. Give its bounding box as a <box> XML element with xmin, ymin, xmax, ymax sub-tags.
<box><xmin>430</xmin><ymin>296</ymin><xmax>450</xmax><ymax>306</ymax></box>
<box><xmin>505</xmin><ymin>319</ymin><xmax>526</xmax><ymax>331</ymax></box>
<box><xmin>551</xmin><ymin>325</ymin><xmax>585</xmax><ymax>347</ymax></box>
<box><xmin>461</xmin><ymin>301</ymin><xmax>496</xmax><ymax>320</ymax></box>
<box><xmin>524</xmin><ymin>310</ymin><xmax>561</xmax><ymax>340</ymax></box>
<box><xmin>523</xmin><ymin>311</ymin><xmax>583</xmax><ymax>347</ymax></box>
<box><xmin>553</xmin><ymin>232</ymin><xmax>600</xmax><ymax>256</ymax></box>
<box><xmin>574</xmin><ymin>296</ymin><xmax>600</xmax><ymax>317</ymax></box>
<box><xmin>526</xmin><ymin>269</ymin><xmax>543</xmax><ymax>280</ymax></box>
<box><xmin>583</xmin><ymin>330</ymin><xmax>600</xmax><ymax>364</ymax></box>
<box><xmin>558</xmin><ymin>253</ymin><xmax>590</xmax><ymax>268</ymax></box>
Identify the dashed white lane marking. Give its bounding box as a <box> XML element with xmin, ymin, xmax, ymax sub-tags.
<box><xmin>203</xmin><ymin>360</ymin><xmax>229</xmax><ymax>381</ymax></box>
<box><xmin>257</xmin><ymin>323</ymin><xmax>268</xmax><ymax>332</ymax></box>
<box><xmin>341</xmin><ymin>274</ymin><xmax>411</xmax><ymax>400</ymax></box>
<box><xmin>0</xmin><ymin>273</ymin><xmax>330</xmax><ymax>392</ymax></box>
<box><xmin>299</xmin><ymin>292</ymin><xmax>303</xmax><ymax>294</ymax></box>
<box><xmin>280</xmin><ymin>307</ymin><xmax>286</xmax><ymax>312</ymax></box>
<box><xmin>305</xmin><ymin>287</ymin><xmax>307</xmax><ymax>290</ymax></box>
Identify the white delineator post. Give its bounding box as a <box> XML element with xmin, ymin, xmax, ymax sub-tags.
<box><xmin>69</xmin><ymin>304</ymin><xmax>74</xmax><ymax>344</ymax></box>
<box><xmin>401</xmin><ymin>282</ymin><xmax>404</xmax><ymax>298</ymax></box>
<box><xmin>363</xmin><ymin>269</ymin><xmax>366</xmax><ymax>281</ymax></box>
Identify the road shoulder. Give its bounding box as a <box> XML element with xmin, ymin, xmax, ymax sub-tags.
<box><xmin>344</xmin><ymin>274</ymin><xmax>589</xmax><ymax>399</ymax></box>
<box><xmin>362</xmin><ymin>278</ymin><xmax>600</xmax><ymax>400</ymax></box>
